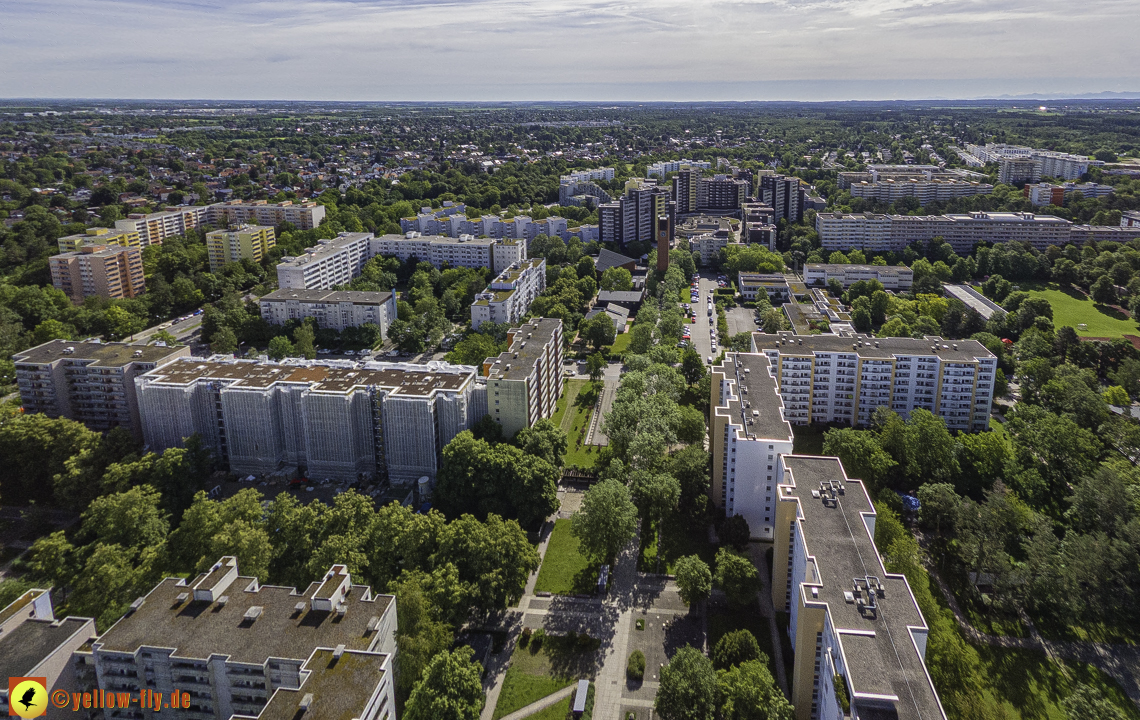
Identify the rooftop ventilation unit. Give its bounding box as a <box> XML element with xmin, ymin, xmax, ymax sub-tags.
<box><xmin>174</xmin><ymin>592</ymin><xmax>189</xmax><ymax>605</ymax></box>
<box><xmin>333</xmin><ymin>644</ymin><xmax>346</xmax><ymax>659</ymax></box>
<box><xmin>294</xmin><ymin>602</ymin><xmax>306</xmax><ymax>615</ymax></box>
<box><xmin>367</xmin><ymin>616</ymin><xmax>381</xmax><ymax>632</ymax></box>
<box><xmin>216</xmin><ymin>595</ymin><xmax>229</xmax><ymax>607</ymax></box>
<box><xmin>244</xmin><ymin>606</ymin><xmax>263</xmax><ymax>621</ymax></box>
<box><xmin>299</xmin><ymin>694</ymin><xmax>314</xmax><ymax>712</ymax></box>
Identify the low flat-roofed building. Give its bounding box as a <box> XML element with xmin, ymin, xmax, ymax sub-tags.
<box><xmin>584</xmin><ymin>303</ymin><xmax>630</xmax><ymax>334</ymax></box>
<box><xmin>259</xmin><ymin>289</ymin><xmax>396</xmax><ymax>335</ymax></box>
<box><xmin>75</xmin><ymin>556</ymin><xmax>397</xmax><ymax>720</ymax></box>
<box><xmin>0</xmin><ymin>589</ymin><xmax>96</xmax><ymax>720</ymax></box>
<box><xmin>483</xmin><ymin>318</ymin><xmax>563</xmax><ymax>437</ymax></box>
<box><xmin>595</xmin><ymin>289</ymin><xmax>645</xmax><ymax>313</ymax></box>
<box><xmin>738</xmin><ymin>273</ymin><xmax>791</xmax><ymax>303</ymax></box>
<box><xmin>710</xmin><ymin>354</ymin><xmax>794</xmax><ymax>539</ymax></box>
<box><xmin>773</xmin><ymin>455</ymin><xmax>947</xmax><ymax>720</ymax></box>
<box><xmin>136</xmin><ymin>357</ymin><xmax>484</xmax><ymax>484</ymax></box>
<box><xmin>13</xmin><ymin>339</ymin><xmax>190</xmax><ymax>438</ymax></box>
<box><xmin>804</xmin><ymin>264</ymin><xmax>914</xmax><ymax>291</ymax></box>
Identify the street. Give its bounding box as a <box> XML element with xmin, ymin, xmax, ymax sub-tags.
<box><xmin>683</xmin><ymin>274</ymin><xmax>720</xmax><ymax>365</ymax></box>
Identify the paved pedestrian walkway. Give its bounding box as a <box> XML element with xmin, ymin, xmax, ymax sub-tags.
<box><xmin>747</xmin><ymin>543</ymin><xmax>790</xmax><ymax>698</ymax></box>
<box><xmin>497</xmin><ymin>684</ymin><xmax>577</xmax><ymax>720</ymax></box>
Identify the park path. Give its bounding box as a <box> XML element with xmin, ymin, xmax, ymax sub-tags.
<box><xmin>926</xmin><ymin>564</ymin><xmax>1140</xmax><ymax>709</ymax></box>
<box><xmin>586</xmin><ymin>528</ymin><xmax>640</xmax><ymax>719</ymax></box>
<box><xmin>747</xmin><ymin>544</ymin><xmax>790</xmax><ymax>698</ymax></box>
<box><xmin>496</xmin><ymin>685</ymin><xmax>577</xmax><ymax>720</ymax></box>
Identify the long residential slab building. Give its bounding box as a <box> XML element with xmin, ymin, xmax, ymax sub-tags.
<box><xmin>75</xmin><ymin>555</ymin><xmax>397</xmax><ymax>720</ymax></box>
<box><xmin>114</xmin><ymin>200</ymin><xmax>326</xmax><ymax>247</ymax></box>
<box><xmin>259</xmin><ymin>289</ymin><xmax>397</xmax><ymax>334</ymax></box>
<box><xmin>135</xmin><ymin>357</ymin><xmax>486</xmax><ymax>484</ymax></box>
<box><xmin>276</xmin><ymin>232</ymin><xmax>526</xmax><ymax>290</ymax></box>
<box><xmin>483</xmin><ymin>318</ymin><xmax>564</xmax><ymax>437</ymax></box>
<box><xmin>751</xmin><ymin>332</ymin><xmax>997</xmax><ymax>432</ymax></box>
<box><xmin>816</xmin><ymin>211</ymin><xmax>1140</xmax><ymax>252</ymax></box>
<box><xmin>471</xmin><ymin>258</ymin><xmax>546</xmax><ymax>329</ymax></box>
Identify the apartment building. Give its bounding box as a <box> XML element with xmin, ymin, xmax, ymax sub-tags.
<box><xmin>1124</xmin><ymin>211</ymin><xmax>1140</xmax><ymax>228</ymax></box>
<box><xmin>208</xmin><ymin>199</ymin><xmax>326</xmax><ymax>230</ymax></box>
<box><xmin>773</xmin><ymin>455</ymin><xmax>947</xmax><ymax>720</ymax></box>
<box><xmin>13</xmin><ymin>339</ymin><xmax>190</xmax><ymax>438</ymax></box>
<box><xmin>999</xmin><ymin>157</ymin><xmax>1043</xmax><ymax>186</ymax></box>
<box><xmin>57</xmin><ymin>227</ymin><xmax>141</xmax><ymax>253</ymax></box>
<box><xmin>483</xmin><ymin>318</ymin><xmax>564</xmax><ymax>437</ymax></box>
<box><xmin>598</xmin><ymin>179</ymin><xmax>672</xmax><ymax>248</ymax></box>
<box><xmin>815</xmin><ymin>211</ymin><xmax>1139</xmax><ymax>252</ymax></box>
<box><xmin>966</xmin><ymin>143</ymin><xmax>1100</xmax><ymax>182</ymax></box>
<box><xmin>0</xmin><ymin>589</ymin><xmax>96</xmax><ymax>720</ymax></box>
<box><xmin>259</xmin><ymin>289</ymin><xmax>396</xmax><ymax>334</ymax></box>
<box><xmin>847</xmin><ymin>178</ymin><xmax>993</xmax><ymax>205</ymax></box>
<box><xmin>1025</xmin><ymin>182</ymin><xmax>1115</xmax><ymax>206</ymax></box>
<box><xmin>804</xmin><ymin>264</ymin><xmax>914</xmax><ymax>291</ymax></box>
<box><xmin>710</xmin><ymin>354</ymin><xmax>794</xmax><ymax>539</ymax></box>
<box><xmin>136</xmin><ymin>357</ymin><xmax>483</xmax><ymax>484</ymax></box>
<box><xmin>276</xmin><ymin>233</ymin><xmax>374</xmax><ymax>290</ymax></box>
<box><xmin>206</xmin><ymin>224</ymin><xmax>276</xmax><ymax>272</ymax></box>
<box><xmin>74</xmin><ymin>556</ymin><xmax>397</xmax><ymax>720</ymax></box>
<box><xmin>672</xmin><ymin>168</ymin><xmax>698</xmax><ymax>214</ymax></box>
<box><xmin>697</xmin><ymin>174</ymin><xmax>750</xmax><ymax>212</ymax></box>
<box><xmin>760</xmin><ymin>175</ymin><xmax>805</xmax><ymax>223</ymax></box>
<box><xmin>115</xmin><ymin>206</ymin><xmax>211</xmax><ymax>247</ymax></box>
<box><xmin>647</xmin><ymin>158</ymin><xmax>711</xmax><ymax>178</ymax></box>
<box><xmin>50</xmin><ymin>244</ymin><xmax>146</xmax><ymax>303</ymax></box>
<box><xmin>559</xmin><ymin>168</ymin><xmax>614</xmax><ymax>206</ymax></box>
<box><xmin>471</xmin><ymin>258</ymin><xmax>547</xmax><ymax>330</ymax></box>
<box><xmin>752</xmin><ymin>332</ymin><xmax>996</xmax><ymax>431</ymax></box>
<box><xmin>690</xmin><ymin>230</ymin><xmax>738</xmax><ymax>266</ymax></box>
<box><xmin>369</xmin><ymin>233</ymin><xmax>525</xmax><ymax>275</ymax></box>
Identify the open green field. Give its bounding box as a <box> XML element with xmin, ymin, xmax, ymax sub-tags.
<box><xmin>551</xmin><ymin>380</ymin><xmax>600</xmax><ymax>468</ymax></box>
<box><xmin>492</xmin><ymin>635</ymin><xmax>600</xmax><ymax>719</ymax></box>
<box><xmin>609</xmin><ymin>329</ymin><xmax>631</xmax><ymax>355</ymax></box>
<box><xmin>534</xmin><ymin>519</ymin><xmax>598</xmax><ymax>595</ymax></box>
<box><xmin>1026</xmin><ymin>286</ymin><xmax>1138</xmax><ymax>339</ymax></box>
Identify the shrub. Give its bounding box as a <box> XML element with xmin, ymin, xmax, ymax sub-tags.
<box><xmin>712</xmin><ymin>629</ymin><xmax>763</xmax><ymax>670</ymax></box>
<box><xmin>519</xmin><ymin>627</ymin><xmax>532</xmax><ymax>648</ymax></box>
<box><xmin>627</xmin><ymin>650</ymin><xmax>646</xmax><ymax>681</ymax></box>
<box><xmin>531</xmin><ymin>628</ymin><xmax>545</xmax><ymax>650</ymax></box>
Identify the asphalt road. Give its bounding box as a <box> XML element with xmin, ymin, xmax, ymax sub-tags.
<box><xmin>682</xmin><ymin>274</ymin><xmax>721</xmax><ymax>364</ymax></box>
<box><xmin>131</xmin><ymin>314</ymin><xmax>203</xmax><ymax>345</ymax></box>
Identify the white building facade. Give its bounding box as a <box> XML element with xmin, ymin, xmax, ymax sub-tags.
<box><xmin>470</xmin><ymin>258</ymin><xmax>547</xmax><ymax>329</ymax></box>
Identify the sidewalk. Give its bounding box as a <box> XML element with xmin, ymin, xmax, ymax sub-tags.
<box><xmin>497</xmin><ymin>684</ymin><xmax>576</xmax><ymax>720</ymax></box>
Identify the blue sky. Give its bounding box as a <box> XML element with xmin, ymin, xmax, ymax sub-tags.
<box><xmin>2</xmin><ymin>0</ymin><xmax>1138</xmax><ymax>100</ymax></box>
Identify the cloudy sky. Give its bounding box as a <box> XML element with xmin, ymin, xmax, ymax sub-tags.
<box><xmin>3</xmin><ymin>0</ymin><xmax>1138</xmax><ymax>101</ymax></box>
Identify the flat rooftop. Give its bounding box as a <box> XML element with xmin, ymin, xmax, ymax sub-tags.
<box><xmin>13</xmin><ymin>339</ymin><xmax>185</xmax><ymax>367</ymax></box>
<box><xmin>261</xmin><ymin>289</ymin><xmax>393</xmax><ymax>305</ymax></box>
<box><xmin>375</xmin><ymin>233</ymin><xmax>497</xmax><ymax>246</ymax></box>
<box><xmin>258</xmin><ymin>649</ymin><xmax>388</xmax><ymax>720</ymax></box>
<box><xmin>753</xmin><ymin>332</ymin><xmax>993</xmax><ymax>363</ymax></box>
<box><xmin>140</xmin><ymin>358</ymin><xmax>473</xmax><ymax>397</ymax></box>
<box><xmin>0</xmin><ymin>617</ymin><xmax>94</xmax><ymax>680</ymax></box>
<box><xmin>94</xmin><ymin>572</ymin><xmax>392</xmax><ymax>666</ymax></box>
<box><xmin>714</xmin><ymin>353</ymin><xmax>792</xmax><ymax>442</ymax></box>
<box><xmin>486</xmin><ymin>318</ymin><xmax>560</xmax><ymax>381</ymax></box>
<box><xmin>277</xmin><ymin>233</ymin><xmax>373</xmax><ymax>269</ymax></box>
<box><xmin>781</xmin><ymin>456</ymin><xmax>945</xmax><ymax>720</ymax></box>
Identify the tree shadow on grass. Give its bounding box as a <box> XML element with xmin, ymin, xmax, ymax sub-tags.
<box><xmin>1093</xmin><ymin>303</ymin><xmax>1132</xmax><ymax>322</ymax></box>
<box><xmin>973</xmin><ymin>645</ymin><xmax>1063</xmax><ymax>720</ymax></box>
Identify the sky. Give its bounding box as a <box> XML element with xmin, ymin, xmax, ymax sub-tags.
<box><xmin>2</xmin><ymin>0</ymin><xmax>1139</xmax><ymax>101</ymax></box>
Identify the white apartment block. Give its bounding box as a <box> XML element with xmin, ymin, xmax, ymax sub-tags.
<box><xmin>646</xmin><ymin>159</ymin><xmax>711</xmax><ymax>178</ymax></box>
<box><xmin>135</xmin><ymin>357</ymin><xmax>485</xmax><ymax>484</ymax></box>
<box><xmin>368</xmin><ymin>233</ymin><xmax>526</xmax><ymax>275</ymax></box>
<box><xmin>400</xmin><ymin>209</ymin><xmax>585</xmax><ymax>245</ymax></box>
<box><xmin>804</xmin><ymin>264</ymin><xmax>914</xmax><ymax>291</ymax></box>
<box><xmin>815</xmin><ymin>211</ymin><xmax>1140</xmax><ymax>253</ymax></box>
<box><xmin>752</xmin><ymin>332</ymin><xmax>997</xmax><ymax>432</ymax></box>
<box><xmin>74</xmin><ymin>556</ymin><xmax>397</xmax><ymax>720</ymax></box>
<box><xmin>483</xmin><ymin>318</ymin><xmax>564</xmax><ymax>437</ymax></box>
<box><xmin>710</xmin><ymin>353</ymin><xmax>794</xmax><ymax>540</ymax></box>
<box><xmin>847</xmin><ymin>179</ymin><xmax>993</xmax><ymax>204</ymax></box>
<box><xmin>689</xmin><ymin>232</ymin><xmax>739</xmax><ymax>266</ymax></box>
<box><xmin>259</xmin><ymin>289</ymin><xmax>397</xmax><ymax>334</ymax></box>
<box><xmin>1027</xmin><ymin>182</ymin><xmax>1115</xmax><ymax>206</ymax></box>
<box><xmin>471</xmin><ymin>258</ymin><xmax>546</xmax><ymax>330</ymax></box>
<box><xmin>562</xmin><ymin>168</ymin><xmax>615</xmax><ymax>183</ymax></box>
<box><xmin>116</xmin><ymin>206</ymin><xmax>212</xmax><ymax>247</ymax></box>
<box><xmin>773</xmin><ymin>456</ymin><xmax>947</xmax><ymax>720</ymax></box>
<box><xmin>1124</xmin><ymin>211</ymin><xmax>1140</xmax><ymax>228</ymax></box>
<box><xmin>965</xmin><ymin>143</ymin><xmax>1102</xmax><ymax>182</ymax></box>
<box><xmin>13</xmin><ymin>339</ymin><xmax>190</xmax><ymax>439</ymax></box>
<box><xmin>276</xmin><ymin>233</ymin><xmax>374</xmax><ymax>290</ymax></box>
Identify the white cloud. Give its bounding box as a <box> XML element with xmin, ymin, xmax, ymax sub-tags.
<box><xmin>0</xmin><ymin>0</ymin><xmax>1136</xmax><ymax>99</ymax></box>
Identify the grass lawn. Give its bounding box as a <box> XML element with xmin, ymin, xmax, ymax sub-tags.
<box><xmin>535</xmin><ymin>519</ymin><xmax>598</xmax><ymax>595</ymax></box>
<box><xmin>637</xmin><ymin>519</ymin><xmax>716</xmax><ymax>574</ymax></box>
<box><xmin>972</xmin><ymin>644</ymin><xmax>1140</xmax><ymax>720</ymax></box>
<box><xmin>609</xmin><ymin>331</ymin><xmax>631</xmax><ymax>355</ymax></box>
<box><xmin>525</xmin><ymin>683</ymin><xmax>594</xmax><ymax>720</ymax></box>
<box><xmin>552</xmin><ymin>380</ymin><xmax>601</xmax><ymax>468</ymax></box>
<box><xmin>708</xmin><ymin>606</ymin><xmax>778</xmax><ymax>678</ymax></box>
<box><xmin>1026</xmin><ymin>285</ymin><xmax>1138</xmax><ymax>339</ymax></box>
<box><xmin>492</xmin><ymin>635</ymin><xmax>600</xmax><ymax>719</ymax></box>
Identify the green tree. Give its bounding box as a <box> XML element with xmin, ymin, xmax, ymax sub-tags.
<box><xmin>674</xmin><ymin>555</ymin><xmax>712</xmax><ymax>610</ymax></box>
<box><xmin>446</xmin><ymin>332</ymin><xmax>505</xmax><ymax>366</ymax></box>
<box><xmin>514</xmin><ymin>418</ymin><xmax>568</xmax><ymax>470</ymax></box>
<box><xmin>210</xmin><ymin>326</ymin><xmax>238</xmax><ymax>354</ymax></box>
<box><xmin>587</xmin><ymin>351</ymin><xmax>606</xmax><ymax>383</ymax></box>
<box><xmin>388</xmin><ymin>570</ymin><xmax>460</xmax><ymax>706</ymax></box>
<box><xmin>711</xmin><ymin>629</ymin><xmax>761</xmax><ymax>670</ymax></box>
<box><xmin>436</xmin><ymin>431</ymin><xmax>559</xmax><ymax>528</ymax></box>
<box><xmin>403</xmin><ymin>646</ymin><xmax>484</xmax><ymax>720</ymax></box>
<box><xmin>716</xmin><ymin>659</ymin><xmax>794</xmax><ymax>720</ymax></box>
<box><xmin>715</xmin><ymin>548</ymin><xmax>760</xmax><ymax>609</ymax></box>
<box><xmin>656</xmin><ymin>645</ymin><xmax>717</xmax><ymax>720</ymax></box>
<box><xmin>629</xmin><ymin>322</ymin><xmax>655</xmax><ymax>354</ymax></box>
<box><xmin>718</xmin><ymin>515</ymin><xmax>750</xmax><ymax>551</ymax></box>
<box><xmin>436</xmin><ymin>514</ymin><xmax>538</xmax><ymax>612</ymax></box>
<box><xmin>1104</xmin><ymin>385</ymin><xmax>1130</xmax><ymax>407</ymax></box>
<box><xmin>681</xmin><ymin>347</ymin><xmax>706</xmax><ymax>385</ymax></box>
<box><xmin>267</xmin><ymin>335</ymin><xmax>294</xmax><ymax>360</ymax></box>
<box><xmin>0</xmin><ymin>412</ymin><xmax>99</xmax><ymax>504</ymax></box>
<box><xmin>571</xmin><ymin>478</ymin><xmax>638</xmax><ymax>562</ymax></box>
<box><xmin>581</xmin><ymin>312</ymin><xmax>616</xmax><ymax>350</ymax></box>
<box><xmin>821</xmin><ymin>427</ymin><xmax>896</xmax><ymax>493</ymax></box>
<box><xmin>600</xmin><ymin>266</ymin><xmax>633</xmax><ymax>291</ymax></box>
<box><xmin>916</xmin><ymin>483</ymin><xmax>961</xmax><ymax>535</ymax></box>
<box><xmin>1091</xmin><ymin>275</ymin><xmax>1117</xmax><ymax>305</ymax></box>
<box><xmin>293</xmin><ymin>322</ymin><xmax>316</xmax><ymax>359</ymax></box>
